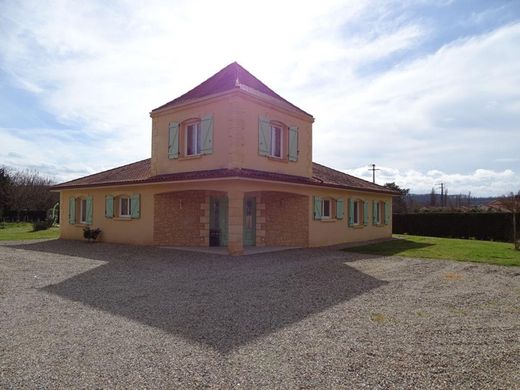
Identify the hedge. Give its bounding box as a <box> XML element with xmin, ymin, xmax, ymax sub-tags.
<box><xmin>393</xmin><ymin>213</ymin><xmax>520</xmax><ymax>242</ymax></box>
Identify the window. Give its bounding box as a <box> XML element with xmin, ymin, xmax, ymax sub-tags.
<box><xmin>375</xmin><ymin>201</ymin><xmax>381</xmax><ymax>224</ymax></box>
<box><xmin>322</xmin><ymin>198</ymin><xmax>331</xmax><ymax>219</ymax></box>
<box><xmin>270</xmin><ymin>125</ymin><xmax>282</xmax><ymax>158</ymax></box>
<box><xmin>119</xmin><ymin>196</ymin><xmax>131</xmax><ymax>217</ymax></box>
<box><xmin>186</xmin><ymin>122</ymin><xmax>201</xmax><ymax>156</ymax></box>
<box><xmin>80</xmin><ymin>198</ymin><xmax>88</xmax><ymax>224</ymax></box>
<box><xmin>353</xmin><ymin>200</ymin><xmax>360</xmax><ymax>225</ymax></box>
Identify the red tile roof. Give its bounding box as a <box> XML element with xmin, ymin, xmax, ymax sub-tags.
<box><xmin>53</xmin><ymin>159</ymin><xmax>398</xmax><ymax>195</ymax></box>
<box><xmin>152</xmin><ymin>62</ymin><xmax>312</xmax><ymax>117</ymax></box>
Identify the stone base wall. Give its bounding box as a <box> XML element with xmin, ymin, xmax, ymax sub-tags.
<box><xmin>154</xmin><ymin>191</ymin><xmax>207</xmax><ymax>246</ymax></box>
<box><xmin>261</xmin><ymin>192</ymin><xmax>309</xmax><ymax>247</ymax></box>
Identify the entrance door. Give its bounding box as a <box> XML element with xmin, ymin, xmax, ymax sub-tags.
<box><xmin>209</xmin><ymin>196</ymin><xmax>228</xmax><ymax>246</ymax></box>
<box><xmin>243</xmin><ymin>197</ymin><xmax>256</xmax><ymax>246</ymax></box>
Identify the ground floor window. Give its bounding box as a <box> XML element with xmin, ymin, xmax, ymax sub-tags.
<box><xmin>322</xmin><ymin>198</ymin><xmax>331</xmax><ymax>219</ymax></box>
<box><xmin>80</xmin><ymin>198</ymin><xmax>88</xmax><ymax>224</ymax></box>
<box><xmin>119</xmin><ymin>196</ymin><xmax>131</xmax><ymax>217</ymax></box>
<box><xmin>353</xmin><ymin>200</ymin><xmax>360</xmax><ymax>225</ymax></box>
<box><xmin>375</xmin><ymin>201</ymin><xmax>381</xmax><ymax>224</ymax></box>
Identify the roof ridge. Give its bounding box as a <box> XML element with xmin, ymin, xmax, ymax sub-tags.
<box><xmin>53</xmin><ymin>158</ymin><xmax>151</xmax><ymax>188</ymax></box>
<box><xmin>151</xmin><ymin>62</ymin><xmax>312</xmax><ymax>117</ymax></box>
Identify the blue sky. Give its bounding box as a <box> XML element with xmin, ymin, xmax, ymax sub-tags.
<box><xmin>1</xmin><ymin>0</ymin><xmax>519</xmax><ymax>196</ymax></box>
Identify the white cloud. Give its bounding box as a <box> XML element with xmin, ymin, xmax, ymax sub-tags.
<box><xmin>345</xmin><ymin>165</ymin><xmax>520</xmax><ymax>196</ymax></box>
<box><xmin>0</xmin><ymin>1</ymin><xmax>519</xmax><ymax>196</ymax></box>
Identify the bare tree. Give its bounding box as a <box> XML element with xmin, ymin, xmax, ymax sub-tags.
<box><xmin>500</xmin><ymin>191</ymin><xmax>520</xmax><ymax>250</ymax></box>
<box><xmin>6</xmin><ymin>168</ymin><xmax>58</xmax><ymax>221</ymax></box>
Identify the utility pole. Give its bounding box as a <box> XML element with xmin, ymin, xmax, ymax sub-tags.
<box><xmin>369</xmin><ymin>164</ymin><xmax>380</xmax><ymax>184</ymax></box>
<box><xmin>436</xmin><ymin>183</ymin><xmax>444</xmax><ymax>207</ymax></box>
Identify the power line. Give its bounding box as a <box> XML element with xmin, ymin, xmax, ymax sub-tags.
<box><xmin>369</xmin><ymin>164</ymin><xmax>380</xmax><ymax>184</ymax></box>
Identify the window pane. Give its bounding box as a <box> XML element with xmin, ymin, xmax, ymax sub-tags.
<box><xmin>271</xmin><ymin>126</ymin><xmax>281</xmax><ymax>157</ymax></box>
<box><xmin>323</xmin><ymin>199</ymin><xmax>330</xmax><ymax>217</ymax></box>
<box><xmin>196</xmin><ymin>123</ymin><xmax>201</xmax><ymax>154</ymax></box>
<box><xmin>81</xmin><ymin>199</ymin><xmax>87</xmax><ymax>222</ymax></box>
<box><xmin>121</xmin><ymin>198</ymin><xmax>129</xmax><ymax>216</ymax></box>
<box><xmin>353</xmin><ymin>201</ymin><xmax>358</xmax><ymax>223</ymax></box>
<box><xmin>187</xmin><ymin>125</ymin><xmax>194</xmax><ymax>155</ymax></box>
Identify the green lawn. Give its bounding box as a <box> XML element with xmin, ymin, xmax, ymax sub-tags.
<box><xmin>0</xmin><ymin>222</ymin><xmax>60</xmax><ymax>241</ymax></box>
<box><xmin>344</xmin><ymin>234</ymin><xmax>520</xmax><ymax>266</ymax></box>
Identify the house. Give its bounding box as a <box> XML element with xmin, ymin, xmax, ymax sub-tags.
<box><xmin>53</xmin><ymin>62</ymin><xmax>397</xmax><ymax>255</ymax></box>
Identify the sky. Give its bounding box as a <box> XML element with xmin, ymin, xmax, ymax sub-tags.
<box><xmin>1</xmin><ymin>0</ymin><xmax>519</xmax><ymax>196</ymax></box>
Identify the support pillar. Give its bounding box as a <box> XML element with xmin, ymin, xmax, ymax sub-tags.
<box><xmin>227</xmin><ymin>190</ymin><xmax>244</xmax><ymax>256</ymax></box>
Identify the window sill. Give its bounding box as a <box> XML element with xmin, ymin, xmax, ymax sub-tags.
<box><xmin>319</xmin><ymin>218</ymin><xmax>337</xmax><ymax>222</ymax></box>
<box><xmin>73</xmin><ymin>223</ymin><xmax>89</xmax><ymax>227</ymax></box>
<box><xmin>266</xmin><ymin>155</ymin><xmax>288</xmax><ymax>163</ymax></box>
<box><xmin>178</xmin><ymin>154</ymin><xmax>203</xmax><ymax>161</ymax></box>
<box><xmin>113</xmin><ymin>217</ymin><xmax>132</xmax><ymax>221</ymax></box>
<box><xmin>349</xmin><ymin>224</ymin><xmax>365</xmax><ymax>229</ymax></box>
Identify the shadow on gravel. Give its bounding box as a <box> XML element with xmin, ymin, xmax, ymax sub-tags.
<box><xmin>8</xmin><ymin>240</ymin><xmax>387</xmax><ymax>354</ymax></box>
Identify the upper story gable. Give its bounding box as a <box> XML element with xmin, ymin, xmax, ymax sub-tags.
<box><xmin>149</xmin><ymin>62</ymin><xmax>314</xmax><ymax>178</ymax></box>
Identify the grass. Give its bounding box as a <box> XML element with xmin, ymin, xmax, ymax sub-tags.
<box><xmin>0</xmin><ymin>222</ymin><xmax>60</xmax><ymax>241</ymax></box>
<box><xmin>344</xmin><ymin>234</ymin><xmax>520</xmax><ymax>267</ymax></box>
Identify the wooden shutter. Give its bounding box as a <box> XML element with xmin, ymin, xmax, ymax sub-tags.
<box><xmin>384</xmin><ymin>201</ymin><xmax>390</xmax><ymax>225</ymax></box>
<box><xmin>258</xmin><ymin>116</ymin><xmax>271</xmax><ymax>156</ymax></box>
<box><xmin>363</xmin><ymin>201</ymin><xmax>368</xmax><ymax>226</ymax></box>
<box><xmin>336</xmin><ymin>198</ymin><xmax>344</xmax><ymax>220</ymax></box>
<box><xmin>131</xmin><ymin>193</ymin><xmax>140</xmax><ymax>219</ymax></box>
<box><xmin>313</xmin><ymin>196</ymin><xmax>322</xmax><ymax>220</ymax></box>
<box><xmin>288</xmin><ymin>126</ymin><xmax>298</xmax><ymax>161</ymax></box>
<box><xmin>200</xmin><ymin>115</ymin><xmax>214</xmax><ymax>155</ymax></box>
<box><xmin>348</xmin><ymin>198</ymin><xmax>354</xmax><ymax>227</ymax></box>
<box><xmin>168</xmin><ymin>122</ymin><xmax>179</xmax><ymax>159</ymax></box>
<box><xmin>68</xmin><ymin>196</ymin><xmax>76</xmax><ymax>225</ymax></box>
<box><xmin>105</xmin><ymin>195</ymin><xmax>114</xmax><ymax>218</ymax></box>
<box><xmin>86</xmin><ymin>196</ymin><xmax>93</xmax><ymax>225</ymax></box>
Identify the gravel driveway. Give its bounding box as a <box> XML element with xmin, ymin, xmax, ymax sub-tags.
<box><xmin>1</xmin><ymin>239</ymin><xmax>519</xmax><ymax>389</ymax></box>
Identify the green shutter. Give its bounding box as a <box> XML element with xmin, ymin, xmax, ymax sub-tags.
<box><xmin>288</xmin><ymin>126</ymin><xmax>298</xmax><ymax>161</ymax></box>
<box><xmin>348</xmin><ymin>198</ymin><xmax>354</xmax><ymax>227</ymax></box>
<box><xmin>131</xmin><ymin>193</ymin><xmax>140</xmax><ymax>219</ymax></box>
<box><xmin>68</xmin><ymin>196</ymin><xmax>76</xmax><ymax>225</ymax></box>
<box><xmin>200</xmin><ymin>115</ymin><xmax>213</xmax><ymax>155</ymax></box>
<box><xmin>336</xmin><ymin>198</ymin><xmax>344</xmax><ymax>220</ymax></box>
<box><xmin>363</xmin><ymin>201</ymin><xmax>368</xmax><ymax>226</ymax></box>
<box><xmin>105</xmin><ymin>195</ymin><xmax>114</xmax><ymax>218</ymax></box>
<box><xmin>85</xmin><ymin>196</ymin><xmax>93</xmax><ymax>225</ymax></box>
<box><xmin>313</xmin><ymin>196</ymin><xmax>322</xmax><ymax>220</ymax></box>
<box><xmin>258</xmin><ymin>116</ymin><xmax>271</xmax><ymax>156</ymax></box>
<box><xmin>168</xmin><ymin>122</ymin><xmax>179</xmax><ymax>159</ymax></box>
<box><xmin>384</xmin><ymin>201</ymin><xmax>390</xmax><ymax>225</ymax></box>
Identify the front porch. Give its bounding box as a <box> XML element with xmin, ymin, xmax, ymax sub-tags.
<box><xmin>153</xmin><ymin>189</ymin><xmax>309</xmax><ymax>255</ymax></box>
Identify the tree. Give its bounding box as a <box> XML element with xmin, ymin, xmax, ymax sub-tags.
<box><xmin>0</xmin><ymin>167</ymin><xmax>11</xmax><ymax>218</ymax></box>
<box><xmin>500</xmin><ymin>191</ymin><xmax>520</xmax><ymax>250</ymax></box>
<box><xmin>384</xmin><ymin>182</ymin><xmax>410</xmax><ymax>214</ymax></box>
<box><xmin>430</xmin><ymin>187</ymin><xmax>437</xmax><ymax>207</ymax></box>
<box><xmin>5</xmin><ymin>168</ymin><xmax>58</xmax><ymax>221</ymax></box>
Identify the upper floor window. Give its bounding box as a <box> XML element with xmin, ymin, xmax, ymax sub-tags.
<box><xmin>259</xmin><ymin>116</ymin><xmax>299</xmax><ymax>162</ymax></box>
<box><xmin>270</xmin><ymin>125</ymin><xmax>282</xmax><ymax>158</ymax></box>
<box><xmin>168</xmin><ymin>115</ymin><xmax>213</xmax><ymax>160</ymax></box>
<box><xmin>186</xmin><ymin>122</ymin><xmax>202</xmax><ymax>156</ymax></box>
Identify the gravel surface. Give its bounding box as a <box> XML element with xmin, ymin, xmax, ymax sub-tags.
<box><xmin>1</xmin><ymin>239</ymin><xmax>519</xmax><ymax>389</ymax></box>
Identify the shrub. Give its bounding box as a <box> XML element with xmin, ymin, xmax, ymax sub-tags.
<box><xmin>83</xmin><ymin>227</ymin><xmax>101</xmax><ymax>242</ymax></box>
<box><xmin>32</xmin><ymin>219</ymin><xmax>54</xmax><ymax>231</ymax></box>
